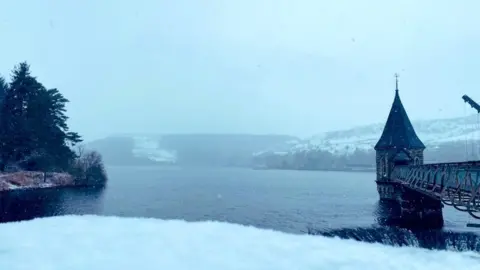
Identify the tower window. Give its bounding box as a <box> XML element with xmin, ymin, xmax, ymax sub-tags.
<box><xmin>414</xmin><ymin>157</ymin><xmax>420</xmax><ymax>165</ymax></box>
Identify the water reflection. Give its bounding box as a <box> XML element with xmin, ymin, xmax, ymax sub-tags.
<box><xmin>309</xmin><ymin>201</ymin><xmax>480</xmax><ymax>252</ymax></box>
<box><xmin>0</xmin><ymin>187</ymin><xmax>105</xmax><ymax>223</ymax></box>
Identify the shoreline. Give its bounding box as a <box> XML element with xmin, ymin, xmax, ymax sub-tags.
<box><xmin>0</xmin><ymin>171</ymin><xmax>105</xmax><ymax>194</ymax></box>
<box><xmin>0</xmin><ymin>183</ymin><xmax>104</xmax><ymax>195</ymax></box>
<box><xmin>252</xmin><ymin>167</ymin><xmax>375</xmax><ymax>173</ymax></box>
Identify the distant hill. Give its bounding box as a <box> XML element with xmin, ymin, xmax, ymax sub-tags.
<box><xmin>86</xmin><ymin>134</ymin><xmax>297</xmax><ymax>167</ymax></box>
<box><xmin>253</xmin><ymin>115</ymin><xmax>480</xmax><ymax>170</ymax></box>
<box><xmin>86</xmin><ymin>115</ymin><xmax>480</xmax><ymax>170</ymax></box>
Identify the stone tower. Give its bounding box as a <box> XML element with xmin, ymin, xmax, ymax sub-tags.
<box><xmin>374</xmin><ymin>75</ymin><xmax>426</xmax><ymax>200</ymax></box>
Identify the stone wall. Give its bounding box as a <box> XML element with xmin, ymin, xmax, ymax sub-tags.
<box><xmin>408</xmin><ymin>149</ymin><xmax>424</xmax><ymax>165</ymax></box>
<box><xmin>375</xmin><ymin>150</ymin><xmax>386</xmax><ymax>181</ymax></box>
<box><xmin>375</xmin><ymin>148</ymin><xmax>425</xmax><ymax>182</ymax></box>
<box><xmin>376</xmin><ymin>181</ymin><xmax>398</xmax><ymax>200</ymax></box>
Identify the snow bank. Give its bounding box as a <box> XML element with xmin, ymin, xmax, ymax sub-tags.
<box><xmin>0</xmin><ymin>216</ymin><xmax>478</xmax><ymax>270</ymax></box>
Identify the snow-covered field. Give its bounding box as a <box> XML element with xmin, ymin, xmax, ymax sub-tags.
<box><xmin>0</xmin><ymin>215</ymin><xmax>478</xmax><ymax>270</ymax></box>
<box><xmin>131</xmin><ymin>136</ymin><xmax>177</xmax><ymax>163</ymax></box>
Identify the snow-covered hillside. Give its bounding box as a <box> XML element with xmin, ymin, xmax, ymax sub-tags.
<box><xmin>263</xmin><ymin>115</ymin><xmax>480</xmax><ymax>157</ymax></box>
<box><xmin>92</xmin><ymin>116</ymin><xmax>480</xmax><ymax>165</ymax></box>
<box><xmin>89</xmin><ymin>134</ymin><xmax>296</xmax><ymax>166</ymax></box>
<box><xmin>131</xmin><ymin>136</ymin><xmax>177</xmax><ymax>163</ymax></box>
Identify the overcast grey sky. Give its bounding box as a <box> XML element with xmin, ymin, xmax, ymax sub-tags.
<box><xmin>1</xmin><ymin>0</ymin><xmax>479</xmax><ymax>141</ymax></box>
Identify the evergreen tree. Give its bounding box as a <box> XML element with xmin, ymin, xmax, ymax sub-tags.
<box><xmin>27</xmin><ymin>87</ymin><xmax>82</xmax><ymax>170</ymax></box>
<box><xmin>0</xmin><ymin>62</ymin><xmax>82</xmax><ymax>171</ymax></box>
<box><xmin>0</xmin><ymin>76</ymin><xmax>7</xmax><ymax>103</ymax></box>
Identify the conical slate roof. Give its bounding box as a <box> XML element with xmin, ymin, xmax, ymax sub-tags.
<box><xmin>374</xmin><ymin>89</ymin><xmax>425</xmax><ymax>151</ymax></box>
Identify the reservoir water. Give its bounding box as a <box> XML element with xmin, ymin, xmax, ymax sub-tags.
<box><xmin>1</xmin><ymin>166</ymin><xmax>479</xmax><ymax>251</ymax></box>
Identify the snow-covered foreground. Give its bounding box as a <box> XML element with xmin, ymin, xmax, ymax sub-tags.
<box><xmin>0</xmin><ymin>216</ymin><xmax>478</xmax><ymax>270</ymax></box>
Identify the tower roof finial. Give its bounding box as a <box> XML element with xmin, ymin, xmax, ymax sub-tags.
<box><xmin>394</xmin><ymin>73</ymin><xmax>399</xmax><ymax>92</ymax></box>
<box><xmin>374</xmin><ymin>72</ymin><xmax>425</xmax><ymax>151</ymax></box>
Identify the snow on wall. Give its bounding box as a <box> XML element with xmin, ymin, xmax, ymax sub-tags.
<box><xmin>0</xmin><ymin>215</ymin><xmax>478</xmax><ymax>270</ymax></box>
<box><xmin>131</xmin><ymin>136</ymin><xmax>177</xmax><ymax>163</ymax></box>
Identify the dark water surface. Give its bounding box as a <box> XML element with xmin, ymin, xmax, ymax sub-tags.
<box><xmin>1</xmin><ymin>166</ymin><xmax>479</xmax><ymax>251</ymax></box>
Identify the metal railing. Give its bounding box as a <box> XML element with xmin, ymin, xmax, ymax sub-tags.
<box><xmin>392</xmin><ymin>162</ymin><xmax>480</xmax><ymax>219</ymax></box>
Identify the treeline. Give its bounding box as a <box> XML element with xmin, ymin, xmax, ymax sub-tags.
<box><xmin>253</xmin><ymin>149</ymin><xmax>375</xmax><ymax>171</ymax></box>
<box><xmin>0</xmin><ymin>62</ymin><xmax>107</xmax><ymax>185</ymax></box>
<box><xmin>253</xmin><ymin>141</ymin><xmax>480</xmax><ymax>171</ymax></box>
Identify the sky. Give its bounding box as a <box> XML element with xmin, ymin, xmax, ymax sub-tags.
<box><xmin>1</xmin><ymin>0</ymin><xmax>479</xmax><ymax>141</ymax></box>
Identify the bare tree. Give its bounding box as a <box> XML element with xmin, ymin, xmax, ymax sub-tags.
<box><xmin>71</xmin><ymin>146</ymin><xmax>107</xmax><ymax>186</ymax></box>
<box><xmin>75</xmin><ymin>145</ymin><xmax>86</xmax><ymax>158</ymax></box>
